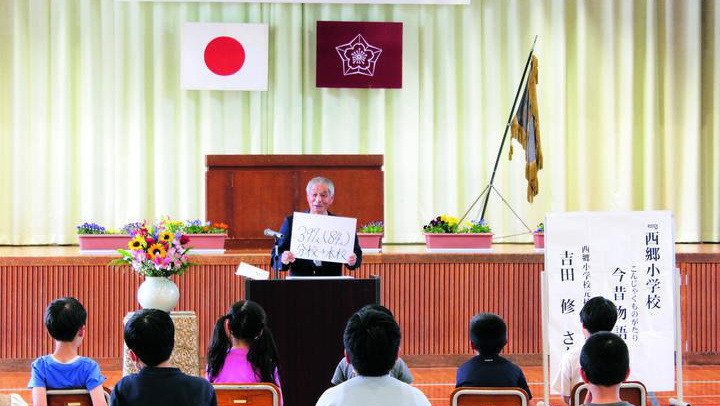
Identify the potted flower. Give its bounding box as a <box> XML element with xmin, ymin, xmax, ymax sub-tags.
<box><xmin>422</xmin><ymin>216</ymin><xmax>493</xmax><ymax>250</ymax></box>
<box><xmin>533</xmin><ymin>222</ymin><xmax>544</xmax><ymax>249</ymax></box>
<box><xmin>357</xmin><ymin>221</ymin><xmax>384</xmax><ymax>252</ymax></box>
<box><xmin>77</xmin><ymin>222</ymin><xmax>132</xmax><ymax>253</ymax></box>
<box><xmin>109</xmin><ymin>221</ymin><xmax>193</xmax><ymax>311</ymax></box>
<box><xmin>175</xmin><ymin>219</ymin><xmax>228</xmax><ymax>252</ymax></box>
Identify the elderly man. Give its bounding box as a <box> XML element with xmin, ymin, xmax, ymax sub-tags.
<box><xmin>275</xmin><ymin>177</ymin><xmax>363</xmax><ymax>277</ymax></box>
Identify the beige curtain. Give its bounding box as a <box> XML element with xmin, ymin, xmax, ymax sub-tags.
<box><xmin>0</xmin><ymin>0</ymin><xmax>718</xmax><ymax>244</ymax></box>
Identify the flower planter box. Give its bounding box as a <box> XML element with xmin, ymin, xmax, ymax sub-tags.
<box><xmin>533</xmin><ymin>232</ymin><xmax>544</xmax><ymax>249</ymax></box>
<box><xmin>357</xmin><ymin>233</ymin><xmax>383</xmax><ymax>253</ymax></box>
<box><xmin>424</xmin><ymin>233</ymin><xmax>493</xmax><ymax>251</ymax></box>
<box><xmin>78</xmin><ymin>235</ymin><xmax>132</xmax><ymax>253</ymax></box>
<box><xmin>186</xmin><ymin>234</ymin><xmax>227</xmax><ymax>253</ymax></box>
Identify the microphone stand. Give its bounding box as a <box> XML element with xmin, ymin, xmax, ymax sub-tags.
<box><xmin>271</xmin><ymin>236</ymin><xmax>281</xmax><ymax>280</ymax></box>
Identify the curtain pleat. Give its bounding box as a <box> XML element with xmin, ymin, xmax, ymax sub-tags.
<box><xmin>0</xmin><ymin>0</ymin><xmax>718</xmax><ymax>244</ymax></box>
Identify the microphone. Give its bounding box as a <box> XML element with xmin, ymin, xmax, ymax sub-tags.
<box><xmin>264</xmin><ymin>228</ymin><xmax>284</xmax><ymax>239</ymax></box>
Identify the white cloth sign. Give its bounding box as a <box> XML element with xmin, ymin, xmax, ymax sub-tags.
<box><xmin>181</xmin><ymin>23</ymin><xmax>268</xmax><ymax>91</ymax></box>
<box><xmin>546</xmin><ymin>211</ymin><xmax>675</xmax><ymax>392</ymax></box>
<box><xmin>290</xmin><ymin>212</ymin><xmax>357</xmax><ymax>264</ymax></box>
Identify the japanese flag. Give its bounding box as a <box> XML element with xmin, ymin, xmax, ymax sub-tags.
<box><xmin>181</xmin><ymin>22</ymin><xmax>268</xmax><ymax>91</ymax></box>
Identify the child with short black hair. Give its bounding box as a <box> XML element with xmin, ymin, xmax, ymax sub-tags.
<box><xmin>316</xmin><ymin>307</ymin><xmax>430</xmax><ymax>406</ymax></box>
<box><xmin>28</xmin><ymin>297</ymin><xmax>107</xmax><ymax>406</ymax></box>
<box><xmin>553</xmin><ymin>296</ymin><xmax>618</xmax><ymax>405</ymax></box>
<box><xmin>110</xmin><ymin>309</ymin><xmax>217</xmax><ymax>406</ymax></box>
<box><xmin>579</xmin><ymin>332</ymin><xmax>631</xmax><ymax>406</ymax></box>
<box><xmin>455</xmin><ymin>313</ymin><xmax>532</xmax><ymax>399</ymax></box>
<box><xmin>331</xmin><ymin>304</ymin><xmax>413</xmax><ymax>385</ymax></box>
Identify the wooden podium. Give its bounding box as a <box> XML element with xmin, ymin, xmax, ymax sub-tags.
<box><xmin>206</xmin><ymin>155</ymin><xmax>384</xmax><ymax>249</ymax></box>
<box><xmin>246</xmin><ymin>277</ymin><xmax>380</xmax><ymax>406</ymax></box>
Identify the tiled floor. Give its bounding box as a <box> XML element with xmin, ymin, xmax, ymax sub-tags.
<box><xmin>2</xmin><ymin>365</ymin><xmax>719</xmax><ymax>405</ymax></box>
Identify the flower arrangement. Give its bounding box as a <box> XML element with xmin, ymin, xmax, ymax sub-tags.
<box><xmin>77</xmin><ymin>219</ymin><xmax>229</xmax><ymax>235</ymax></box>
<box><xmin>423</xmin><ymin>216</ymin><xmax>492</xmax><ymax>234</ymax></box>
<box><xmin>109</xmin><ymin>219</ymin><xmax>193</xmax><ymax>277</ymax></box>
<box><xmin>77</xmin><ymin>222</ymin><xmax>107</xmax><ymax>235</ymax></box>
<box><xmin>359</xmin><ymin>221</ymin><xmax>384</xmax><ymax>233</ymax></box>
<box><xmin>535</xmin><ymin>222</ymin><xmax>544</xmax><ymax>233</ymax></box>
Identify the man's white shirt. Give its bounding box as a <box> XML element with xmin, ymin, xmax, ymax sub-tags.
<box><xmin>316</xmin><ymin>374</ymin><xmax>430</xmax><ymax>406</ymax></box>
<box><xmin>551</xmin><ymin>345</ymin><xmax>583</xmax><ymax>397</ymax></box>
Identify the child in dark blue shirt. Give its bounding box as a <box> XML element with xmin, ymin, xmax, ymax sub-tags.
<box><xmin>455</xmin><ymin>313</ymin><xmax>532</xmax><ymax>399</ymax></box>
<box><xmin>28</xmin><ymin>297</ymin><xmax>107</xmax><ymax>406</ymax></box>
<box><xmin>110</xmin><ymin>309</ymin><xmax>217</xmax><ymax>406</ymax></box>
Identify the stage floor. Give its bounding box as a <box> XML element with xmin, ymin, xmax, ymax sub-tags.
<box><xmin>2</xmin><ymin>365</ymin><xmax>719</xmax><ymax>406</ymax></box>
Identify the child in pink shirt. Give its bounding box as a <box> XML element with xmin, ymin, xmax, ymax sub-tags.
<box><xmin>206</xmin><ymin>300</ymin><xmax>281</xmax><ymax>389</ymax></box>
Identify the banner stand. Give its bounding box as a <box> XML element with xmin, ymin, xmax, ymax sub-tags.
<box><xmin>669</xmin><ymin>268</ymin><xmax>689</xmax><ymax>406</ymax></box>
<box><xmin>541</xmin><ymin>270</ymin><xmax>550</xmax><ymax>406</ymax></box>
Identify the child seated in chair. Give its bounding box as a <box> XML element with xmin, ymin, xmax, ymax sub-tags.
<box><xmin>110</xmin><ymin>309</ymin><xmax>217</xmax><ymax>406</ymax></box>
<box><xmin>330</xmin><ymin>305</ymin><xmax>413</xmax><ymax>385</ymax></box>
<box><xmin>28</xmin><ymin>297</ymin><xmax>107</xmax><ymax>406</ymax></box>
<box><xmin>206</xmin><ymin>300</ymin><xmax>281</xmax><ymax>388</ymax></box>
<box><xmin>553</xmin><ymin>296</ymin><xmax>618</xmax><ymax>405</ymax></box>
<box><xmin>455</xmin><ymin>313</ymin><xmax>532</xmax><ymax>401</ymax></box>
<box><xmin>579</xmin><ymin>332</ymin><xmax>632</xmax><ymax>406</ymax></box>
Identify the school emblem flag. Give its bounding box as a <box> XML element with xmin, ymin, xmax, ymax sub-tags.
<box><xmin>181</xmin><ymin>23</ymin><xmax>268</xmax><ymax>91</ymax></box>
<box><xmin>316</xmin><ymin>21</ymin><xmax>402</xmax><ymax>89</ymax></box>
<box><xmin>509</xmin><ymin>55</ymin><xmax>543</xmax><ymax>203</ymax></box>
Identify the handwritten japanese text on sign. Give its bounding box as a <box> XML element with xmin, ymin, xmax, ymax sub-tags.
<box><xmin>290</xmin><ymin>212</ymin><xmax>357</xmax><ymax>264</ymax></box>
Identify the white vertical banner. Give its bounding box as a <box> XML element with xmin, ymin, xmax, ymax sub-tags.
<box><xmin>545</xmin><ymin>211</ymin><xmax>675</xmax><ymax>391</ymax></box>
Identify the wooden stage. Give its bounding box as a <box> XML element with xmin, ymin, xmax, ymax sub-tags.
<box><xmin>1</xmin><ymin>243</ymin><xmax>718</xmax><ymax>372</ymax></box>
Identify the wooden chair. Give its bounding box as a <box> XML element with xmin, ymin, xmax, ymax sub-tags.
<box><xmin>450</xmin><ymin>387</ymin><xmax>529</xmax><ymax>406</ymax></box>
<box><xmin>213</xmin><ymin>383</ymin><xmax>281</xmax><ymax>406</ymax></box>
<box><xmin>46</xmin><ymin>388</ymin><xmax>111</xmax><ymax>406</ymax></box>
<box><xmin>570</xmin><ymin>381</ymin><xmax>647</xmax><ymax>406</ymax></box>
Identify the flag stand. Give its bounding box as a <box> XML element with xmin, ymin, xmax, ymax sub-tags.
<box><xmin>458</xmin><ymin>35</ymin><xmax>539</xmax><ymax>232</ymax></box>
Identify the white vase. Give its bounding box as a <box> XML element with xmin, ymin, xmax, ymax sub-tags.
<box><xmin>137</xmin><ymin>277</ymin><xmax>179</xmax><ymax>312</ymax></box>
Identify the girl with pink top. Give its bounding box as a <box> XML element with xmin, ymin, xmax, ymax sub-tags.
<box><xmin>206</xmin><ymin>300</ymin><xmax>281</xmax><ymax>388</ymax></box>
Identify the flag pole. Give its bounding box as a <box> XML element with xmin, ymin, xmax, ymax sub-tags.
<box><xmin>471</xmin><ymin>36</ymin><xmax>538</xmax><ymax>224</ymax></box>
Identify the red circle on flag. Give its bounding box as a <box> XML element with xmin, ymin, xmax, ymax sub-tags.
<box><xmin>204</xmin><ymin>36</ymin><xmax>246</xmax><ymax>76</ymax></box>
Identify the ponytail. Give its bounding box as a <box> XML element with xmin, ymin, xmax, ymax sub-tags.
<box><xmin>247</xmin><ymin>325</ymin><xmax>281</xmax><ymax>384</ymax></box>
<box><xmin>206</xmin><ymin>314</ymin><xmax>231</xmax><ymax>381</ymax></box>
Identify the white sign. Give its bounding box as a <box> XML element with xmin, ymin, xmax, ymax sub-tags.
<box><xmin>546</xmin><ymin>211</ymin><xmax>675</xmax><ymax>392</ymax></box>
<box><xmin>181</xmin><ymin>23</ymin><xmax>268</xmax><ymax>91</ymax></box>
<box><xmin>235</xmin><ymin>262</ymin><xmax>270</xmax><ymax>280</ymax></box>
<box><xmin>290</xmin><ymin>212</ymin><xmax>357</xmax><ymax>264</ymax></box>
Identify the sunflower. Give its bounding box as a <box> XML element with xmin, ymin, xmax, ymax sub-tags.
<box><xmin>148</xmin><ymin>243</ymin><xmax>166</xmax><ymax>260</ymax></box>
<box><xmin>159</xmin><ymin>231</ymin><xmax>174</xmax><ymax>243</ymax></box>
<box><xmin>128</xmin><ymin>236</ymin><xmax>146</xmax><ymax>251</ymax></box>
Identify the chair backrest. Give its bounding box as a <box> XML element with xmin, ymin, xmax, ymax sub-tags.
<box><xmin>213</xmin><ymin>383</ymin><xmax>281</xmax><ymax>406</ymax></box>
<box><xmin>46</xmin><ymin>388</ymin><xmax>111</xmax><ymax>406</ymax></box>
<box><xmin>450</xmin><ymin>387</ymin><xmax>529</xmax><ymax>406</ymax></box>
<box><xmin>571</xmin><ymin>381</ymin><xmax>647</xmax><ymax>406</ymax></box>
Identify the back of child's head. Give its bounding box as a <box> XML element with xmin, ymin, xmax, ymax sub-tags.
<box><xmin>359</xmin><ymin>304</ymin><xmax>394</xmax><ymax>318</ymax></box>
<box><xmin>580</xmin><ymin>296</ymin><xmax>618</xmax><ymax>334</ymax></box>
<box><xmin>343</xmin><ymin>307</ymin><xmax>401</xmax><ymax>377</ymax></box>
<box><xmin>580</xmin><ymin>331</ymin><xmax>629</xmax><ymax>386</ymax></box>
<box><xmin>207</xmin><ymin>300</ymin><xmax>280</xmax><ymax>383</ymax></box>
<box><xmin>45</xmin><ymin>297</ymin><xmax>87</xmax><ymax>342</ymax></box>
<box><xmin>124</xmin><ymin>309</ymin><xmax>174</xmax><ymax>367</ymax></box>
<box><xmin>469</xmin><ymin>313</ymin><xmax>507</xmax><ymax>357</ymax></box>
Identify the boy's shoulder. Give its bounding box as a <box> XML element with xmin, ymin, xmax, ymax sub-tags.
<box><xmin>32</xmin><ymin>355</ymin><xmax>98</xmax><ymax>369</ymax></box>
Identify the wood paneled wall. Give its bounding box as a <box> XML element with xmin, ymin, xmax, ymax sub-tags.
<box><xmin>1</xmin><ymin>253</ymin><xmax>718</xmax><ymax>369</ymax></box>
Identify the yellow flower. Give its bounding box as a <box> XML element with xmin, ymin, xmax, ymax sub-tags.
<box><xmin>128</xmin><ymin>236</ymin><xmax>146</xmax><ymax>251</ymax></box>
<box><xmin>446</xmin><ymin>216</ymin><xmax>459</xmax><ymax>226</ymax></box>
<box><xmin>159</xmin><ymin>231</ymin><xmax>174</xmax><ymax>243</ymax></box>
<box><xmin>148</xmin><ymin>243</ymin><xmax>166</xmax><ymax>260</ymax></box>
